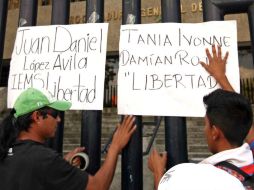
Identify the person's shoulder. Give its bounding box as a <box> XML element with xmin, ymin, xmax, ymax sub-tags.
<box><xmin>25</xmin><ymin>141</ymin><xmax>66</xmax><ymax>171</ymax></box>
<box><xmin>15</xmin><ymin>140</ymin><xmax>59</xmax><ymax>160</ymax></box>
<box><xmin>158</xmin><ymin>163</ymin><xmax>245</xmax><ymax>190</ymax></box>
<box><xmin>31</xmin><ymin>142</ymin><xmax>60</xmax><ymax>159</ymax></box>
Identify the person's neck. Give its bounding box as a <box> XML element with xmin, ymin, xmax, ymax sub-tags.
<box><xmin>215</xmin><ymin>140</ymin><xmax>239</xmax><ymax>153</ymax></box>
<box><xmin>18</xmin><ymin>130</ymin><xmax>45</xmax><ymax>144</ymax></box>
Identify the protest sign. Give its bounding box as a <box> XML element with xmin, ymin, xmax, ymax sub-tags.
<box><xmin>118</xmin><ymin>21</ymin><xmax>239</xmax><ymax>117</ymax></box>
<box><xmin>8</xmin><ymin>23</ymin><xmax>108</xmax><ymax>110</ymax></box>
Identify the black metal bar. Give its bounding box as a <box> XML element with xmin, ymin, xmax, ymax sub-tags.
<box><xmin>106</xmin><ymin>86</ymin><xmax>109</xmax><ymax>106</ymax></box>
<box><xmin>81</xmin><ymin>110</ymin><xmax>102</xmax><ymax>175</ymax></box>
<box><xmin>122</xmin><ymin>0</ymin><xmax>141</xmax><ymax>24</ymax></box>
<box><xmin>248</xmin><ymin>3</ymin><xmax>254</xmax><ymax>67</ymax></box>
<box><xmin>19</xmin><ymin>0</ymin><xmax>38</xmax><ymax>27</ymax></box>
<box><xmin>0</xmin><ymin>0</ymin><xmax>8</xmax><ymax>84</ymax></box>
<box><xmin>121</xmin><ymin>116</ymin><xmax>143</xmax><ymax>190</ymax></box>
<box><xmin>161</xmin><ymin>0</ymin><xmax>180</xmax><ymax>22</ymax></box>
<box><xmin>122</xmin><ymin>1</ymin><xmax>142</xmax><ymax>189</ymax></box>
<box><xmin>164</xmin><ymin>117</ymin><xmax>188</xmax><ymax>168</ymax></box>
<box><xmin>161</xmin><ymin>0</ymin><xmax>188</xmax><ymax>169</ymax></box>
<box><xmin>110</xmin><ymin>85</ymin><xmax>113</xmax><ymax>106</ymax></box>
<box><xmin>202</xmin><ymin>0</ymin><xmax>224</xmax><ymax>21</ymax></box>
<box><xmin>0</xmin><ymin>0</ymin><xmax>7</xmax><ymax>45</ymax></box>
<box><xmin>0</xmin><ymin>59</ymin><xmax>9</xmax><ymax>86</ymax></box>
<box><xmin>86</xmin><ymin>0</ymin><xmax>104</xmax><ymax>23</ymax></box>
<box><xmin>81</xmin><ymin>0</ymin><xmax>104</xmax><ymax>175</ymax></box>
<box><xmin>44</xmin><ymin>0</ymin><xmax>70</xmax><ymax>154</ymax></box>
<box><xmin>51</xmin><ymin>0</ymin><xmax>70</xmax><ymax>25</ymax></box>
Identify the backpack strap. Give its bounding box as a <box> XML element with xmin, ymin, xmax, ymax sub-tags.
<box><xmin>215</xmin><ymin>161</ymin><xmax>250</xmax><ymax>179</ymax></box>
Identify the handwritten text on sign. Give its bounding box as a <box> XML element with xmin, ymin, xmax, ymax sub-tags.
<box><xmin>8</xmin><ymin>23</ymin><xmax>108</xmax><ymax>110</ymax></box>
<box><xmin>118</xmin><ymin>21</ymin><xmax>239</xmax><ymax>117</ymax></box>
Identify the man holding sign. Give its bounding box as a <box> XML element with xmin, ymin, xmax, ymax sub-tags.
<box><xmin>148</xmin><ymin>45</ymin><xmax>253</xmax><ymax>189</ymax></box>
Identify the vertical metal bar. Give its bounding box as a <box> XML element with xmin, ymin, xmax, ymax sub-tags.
<box><xmin>164</xmin><ymin>117</ymin><xmax>188</xmax><ymax>168</ymax></box>
<box><xmin>81</xmin><ymin>110</ymin><xmax>102</xmax><ymax>174</ymax></box>
<box><xmin>81</xmin><ymin>0</ymin><xmax>104</xmax><ymax>175</ymax></box>
<box><xmin>51</xmin><ymin>0</ymin><xmax>70</xmax><ymax>25</ymax></box>
<box><xmin>44</xmin><ymin>0</ymin><xmax>70</xmax><ymax>154</ymax></box>
<box><xmin>122</xmin><ymin>1</ymin><xmax>143</xmax><ymax>189</ymax></box>
<box><xmin>161</xmin><ymin>0</ymin><xmax>188</xmax><ymax>169</ymax></box>
<box><xmin>19</xmin><ymin>0</ymin><xmax>38</xmax><ymax>27</ymax></box>
<box><xmin>248</xmin><ymin>3</ymin><xmax>254</xmax><ymax>67</ymax></box>
<box><xmin>0</xmin><ymin>0</ymin><xmax>8</xmax><ymax>83</ymax></box>
<box><xmin>110</xmin><ymin>85</ymin><xmax>113</xmax><ymax>106</ymax></box>
<box><xmin>121</xmin><ymin>117</ymin><xmax>143</xmax><ymax>190</ymax></box>
<box><xmin>161</xmin><ymin>0</ymin><xmax>180</xmax><ymax>22</ymax></box>
<box><xmin>86</xmin><ymin>0</ymin><xmax>104</xmax><ymax>23</ymax></box>
<box><xmin>122</xmin><ymin>0</ymin><xmax>141</xmax><ymax>25</ymax></box>
<box><xmin>202</xmin><ymin>0</ymin><xmax>224</xmax><ymax>21</ymax></box>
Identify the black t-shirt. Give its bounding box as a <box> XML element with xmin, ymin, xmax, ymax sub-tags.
<box><xmin>0</xmin><ymin>140</ymin><xmax>88</xmax><ymax>190</ymax></box>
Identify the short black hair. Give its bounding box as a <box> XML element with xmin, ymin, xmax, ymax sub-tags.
<box><xmin>203</xmin><ymin>89</ymin><xmax>253</xmax><ymax>146</ymax></box>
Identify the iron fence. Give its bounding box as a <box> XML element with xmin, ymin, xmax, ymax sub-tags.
<box><xmin>104</xmin><ymin>85</ymin><xmax>117</xmax><ymax>107</ymax></box>
<box><xmin>241</xmin><ymin>77</ymin><xmax>254</xmax><ymax>104</ymax></box>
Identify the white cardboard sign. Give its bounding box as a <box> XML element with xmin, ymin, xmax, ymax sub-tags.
<box><xmin>118</xmin><ymin>21</ymin><xmax>239</xmax><ymax>117</ymax></box>
<box><xmin>8</xmin><ymin>23</ymin><xmax>108</xmax><ymax>110</ymax></box>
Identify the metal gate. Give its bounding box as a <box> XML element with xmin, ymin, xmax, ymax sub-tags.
<box><xmin>0</xmin><ymin>0</ymin><xmax>254</xmax><ymax>189</ymax></box>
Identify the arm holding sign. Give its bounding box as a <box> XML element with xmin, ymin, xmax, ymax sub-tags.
<box><xmin>199</xmin><ymin>44</ymin><xmax>234</xmax><ymax>92</ymax></box>
<box><xmin>200</xmin><ymin>45</ymin><xmax>254</xmax><ymax>153</ymax></box>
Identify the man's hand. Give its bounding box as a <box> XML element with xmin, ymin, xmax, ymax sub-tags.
<box><xmin>148</xmin><ymin>149</ymin><xmax>167</xmax><ymax>175</ymax></box>
<box><xmin>200</xmin><ymin>44</ymin><xmax>234</xmax><ymax>91</ymax></box>
<box><xmin>64</xmin><ymin>147</ymin><xmax>85</xmax><ymax>167</ymax></box>
<box><xmin>200</xmin><ymin>44</ymin><xmax>228</xmax><ymax>81</ymax></box>
<box><xmin>85</xmin><ymin>116</ymin><xmax>136</xmax><ymax>190</ymax></box>
<box><xmin>148</xmin><ymin>149</ymin><xmax>167</xmax><ymax>190</ymax></box>
<box><xmin>110</xmin><ymin>115</ymin><xmax>136</xmax><ymax>154</ymax></box>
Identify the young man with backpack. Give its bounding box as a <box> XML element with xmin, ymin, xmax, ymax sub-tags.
<box><xmin>148</xmin><ymin>45</ymin><xmax>254</xmax><ymax>190</ymax></box>
<box><xmin>200</xmin><ymin>44</ymin><xmax>254</xmax><ymax>189</ymax></box>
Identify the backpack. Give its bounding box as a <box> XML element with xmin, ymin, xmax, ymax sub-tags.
<box><xmin>215</xmin><ymin>161</ymin><xmax>254</xmax><ymax>190</ymax></box>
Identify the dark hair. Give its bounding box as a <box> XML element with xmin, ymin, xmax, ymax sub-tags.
<box><xmin>203</xmin><ymin>89</ymin><xmax>253</xmax><ymax>146</ymax></box>
<box><xmin>0</xmin><ymin>107</ymin><xmax>52</xmax><ymax>161</ymax></box>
